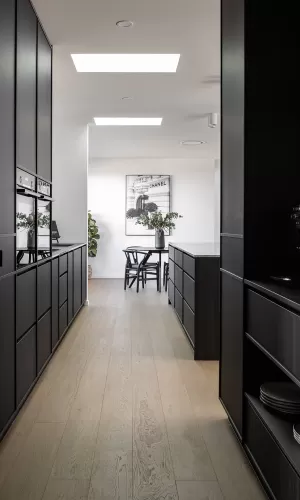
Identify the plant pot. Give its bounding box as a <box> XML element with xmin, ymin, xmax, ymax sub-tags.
<box><xmin>88</xmin><ymin>264</ymin><xmax>92</xmax><ymax>280</ymax></box>
<box><xmin>155</xmin><ymin>229</ymin><xmax>165</xmax><ymax>249</ymax></box>
<box><xmin>27</xmin><ymin>230</ymin><xmax>35</xmax><ymax>249</ymax></box>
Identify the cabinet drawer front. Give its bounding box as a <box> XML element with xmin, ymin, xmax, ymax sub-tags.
<box><xmin>68</xmin><ymin>252</ymin><xmax>74</xmax><ymax>324</ymax></box>
<box><xmin>169</xmin><ymin>245</ymin><xmax>175</xmax><ymax>261</ymax></box>
<box><xmin>245</xmin><ymin>399</ymin><xmax>300</xmax><ymax>500</ymax></box>
<box><xmin>184</xmin><ymin>301</ymin><xmax>195</xmax><ymax>346</ymax></box>
<box><xmin>247</xmin><ymin>289</ymin><xmax>300</xmax><ymax>381</ymax></box>
<box><xmin>174</xmin><ymin>249</ymin><xmax>183</xmax><ymax>268</ymax></box>
<box><xmin>59</xmin><ymin>301</ymin><xmax>68</xmax><ymax>338</ymax></box>
<box><xmin>16</xmin><ymin>268</ymin><xmax>36</xmax><ymax>340</ymax></box>
<box><xmin>174</xmin><ymin>264</ymin><xmax>183</xmax><ymax>294</ymax></box>
<box><xmin>183</xmin><ymin>253</ymin><xmax>195</xmax><ymax>279</ymax></box>
<box><xmin>51</xmin><ymin>258</ymin><xmax>59</xmax><ymax>350</ymax></box>
<box><xmin>38</xmin><ymin>262</ymin><xmax>51</xmax><ymax>318</ymax></box>
<box><xmin>59</xmin><ymin>254</ymin><xmax>68</xmax><ymax>276</ymax></box>
<box><xmin>175</xmin><ymin>288</ymin><xmax>183</xmax><ymax>321</ymax></box>
<box><xmin>169</xmin><ymin>258</ymin><xmax>175</xmax><ymax>283</ymax></box>
<box><xmin>184</xmin><ymin>272</ymin><xmax>195</xmax><ymax>311</ymax></box>
<box><xmin>16</xmin><ymin>325</ymin><xmax>36</xmax><ymax>406</ymax></box>
<box><xmin>37</xmin><ymin>310</ymin><xmax>51</xmax><ymax>373</ymax></box>
<box><xmin>168</xmin><ymin>279</ymin><xmax>175</xmax><ymax>307</ymax></box>
<box><xmin>59</xmin><ymin>272</ymin><xmax>68</xmax><ymax>306</ymax></box>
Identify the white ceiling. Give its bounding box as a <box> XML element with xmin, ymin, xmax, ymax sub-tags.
<box><xmin>33</xmin><ymin>0</ymin><xmax>220</xmax><ymax>159</ymax></box>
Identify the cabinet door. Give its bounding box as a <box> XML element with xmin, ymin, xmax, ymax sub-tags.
<box><xmin>0</xmin><ymin>0</ymin><xmax>15</xmax><ymax>234</ymax></box>
<box><xmin>74</xmin><ymin>248</ymin><xmax>82</xmax><ymax>314</ymax></box>
<box><xmin>81</xmin><ymin>246</ymin><xmax>87</xmax><ymax>304</ymax></box>
<box><xmin>16</xmin><ymin>324</ymin><xmax>36</xmax><ymax>405</ymax></box>
<box><xmin>37</xmin><ymin>24</ymin><xmax>51</xmax><ymax>181</ymax></box>
<box><xmin>51</xmin><ymin>258</ymin><xmax>59</xmax><ymax>349</ymax></box>
<box><xmin>0</xmin><ymin>275</ymin><xmax>15</xmax><ymax>433</ymax></box>
<box><xmin>38</xmin><ymin>262</ymin><xmax>51</xmax><ymax>318</ymax></box>
<box><xmin>0</xmin><ymin>235</ymin><xmax>15</xmax><ymax>278</ymax></box>
<box><xmin>59</xmin><ymin>301</ymin><xmax>68</xmax><ymax>338</ymax></box>
<box><xmin>16</xmin><ymin>0</ymin><xmax>37</xmax><ymax>174</ymax></box>
<box><xmin>59</xmin><ymin>272</ymin><xmax>68</xmax><ymax>306</ymax></box>
<box><xmin>68</xmin><ymin>252</ymin><xmax>74</xmax><ymax>323</ymax></box>
<box><xmin>220</xmin><ymin>271</ymin><xmax>243</xmax><ymax>437</ymax></box>
<box><xmin>37</xmin><ymin>310</ymin><xmax>51</xmax><ymax>373</ymax></box>
<box><xmin>16</xmin><ymin>268</ymin><xmax>36</xmax><ymax>340</ymax></box>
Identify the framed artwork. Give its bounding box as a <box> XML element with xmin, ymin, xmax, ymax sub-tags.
<box><xmin>125</xmin><ymin>175</ymin><xmax>171</xmax><ymax>236</ymax></box>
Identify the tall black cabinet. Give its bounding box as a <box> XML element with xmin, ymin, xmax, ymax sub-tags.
<box><xmin>221</xmin><ymin>1</ymin><xmax>300</xmax><ymax>498</ymax></box>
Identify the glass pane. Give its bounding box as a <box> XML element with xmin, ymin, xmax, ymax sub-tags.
<box><xmin>16</xmin><ymin>194</ymin><xmax>36</xmax><ymax>268</ymax></box>
<box><xmin>37</xmin><ymin>199</ymin><xmax>51</xmax><ymax>260</ymax></box>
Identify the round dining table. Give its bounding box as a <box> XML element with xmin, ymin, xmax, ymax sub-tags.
<box><xmin>127</xmin><ymin>246</ymin><xmax>169</xmax><ymax>292</ymax></box>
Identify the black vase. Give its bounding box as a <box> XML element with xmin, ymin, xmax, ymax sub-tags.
<box><xmin>155</xmin><ymin>229</ymin><xmax>165</xmax><ymax>249</ymax></box>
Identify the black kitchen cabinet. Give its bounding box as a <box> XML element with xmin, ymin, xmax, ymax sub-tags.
<box><xmin>74</xmin><ymin>248</ymin><xmax>82</xmax><ymax>314</ymax></box>
<box><xmin>37</xmin><ymin>23</ymin><xmax>51</xmax><ymax>181</ymax></box>
<box><xmin>0</xmin><ymin>275</ymin><xmax>15</xmax><ymax>434</ymax></box>
<box><xmin>68</xmin><ymin>252</ymin><xmax>74</xmax><ymax>323</ymax></box>
<box><xmin>16</xmin><ymin>324</ymin><xmax>36</xmax><ymax>406</ymax></box>
<box><xmin>59</xmin><ymin>301</ymin><xmax>68</xmax><ymax>338</ymax></box>
<box><xmin>59</xmin><ymin>272</ymin><xmax>68</xmax><ymax>306</ymax></box>
<box><xmin>51</xmin><ymin>258</ymin><xmax>59</xmax><ymax>349</ymax></box>
<box><xmin>16</xmin><ymin>0</ymin><xmax>37</xmax><ymax>174</ymax></box>
<box><xmin>0</xmin><ymin>0</ymin><xmax>15</xmax><ymax>235</ymax></box>
<box><xmin>37</xmin><ymin>310</ymin><xmax>51</xmax><ymax>373</ymax></box>
<box><xmin>16</xmin><ymin>268</ymin><xmax>36</xmax><ymax>340</ymax></box>
<box><xmin>81</xmin><ymin>245</ymin><xmax>87</xmax><ymax>304</ymax></box>
<box><xmin>38</xmin><ymin>262</ymin><xmax>51</xmax><ymax>318</ymax></box>
<box><xmin>220</xmin><ymin>271</ymin><xmax>243</xmax><ymax>437</ymax></box>
<box><xmin>0</xmin><ymin>236</ymin><xmax>15</xmax><ymax>278</ymax></box>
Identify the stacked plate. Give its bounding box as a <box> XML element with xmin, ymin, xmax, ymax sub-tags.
<box><xmin>293</xmin><ymin>423</ymin><xmax>300</xmax><ymax>444</ymax></box>
<box><xmin>260</xmin><ymin>382</ymin><xmax>300</xmax><ymax>416</ymax></box>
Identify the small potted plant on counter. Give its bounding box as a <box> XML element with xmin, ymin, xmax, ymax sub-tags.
<box><xmin>135</xmin><ymin>211</ymin><xmax>183</xmax><ymax>249</ymax></box>
<box><xmin>88</xmin><ymin>211</ymin><xmax>100</xmax><ymax>279</ymax></box>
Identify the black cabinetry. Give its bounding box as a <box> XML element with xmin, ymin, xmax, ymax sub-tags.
<box><xmin>16</xmin><ymin>0</ymin><xmax>37</xmax><ymax>174</ymax></box>
<box><xmin>168</xmin><ymin>243</ymin><xmax>220</xmax><ymax>360</ymax></box>
<box><xmin>16</xmin><ymin>268</ymin><xmax>36</xmax><ymax>340</ymax></box>
<box><xmin>37</xmin><ymin>310</ymin><xmax>51</xmax><ymax>373</ymax></box>
<box><xmin>81</xmin><ymin>246</ymin><xmax>87</xmax><ymax>304</ymax></box>
<box><xmin>74</xmin><ymin>248</ymin><xmax>82</xmax><ymax>315</ymax></box>
<box><xmin>68</xmin><ymin>252</ymin><xmax>73</xmax><ymax>323</ymax></box>
<box><xmin>0</xmin><ymin>275</ymin><xmax>15</xmax><ymax>432</ymax></box>
<box><xmin>0</xmin><ymin>0</ymin><xmax>15</xmax><ymax>235</ymax></box>
<box><xmin>51</xmin><ymin>258</ymin><xmax>59</xmax><ymax>349</ymax></box>
<box><xmin>16</xmin><ymin>324</ymin><xmax>36</xmax><ymax>405</ymax></box>
<box><xmin>38</xmin><ymin>262</ymin><xmax>51</xmax><ymax>318</ymax></box>
<box><xmin>37</xmin><ymin>24</ymin><xmax>52</xmax><ymax>181</ymax></box>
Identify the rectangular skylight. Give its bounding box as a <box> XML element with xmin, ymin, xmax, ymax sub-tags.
<box><xmin>94</xmin><ymin>117</ymin><xmax>163</xmax><ymax>126</ymax></box>
<box><xmin>71</xmin><ymin>54</ymin><xmax>180</xmax><ymax>73</ymax></box>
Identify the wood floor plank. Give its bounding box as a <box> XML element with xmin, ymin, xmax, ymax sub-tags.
<box><xmin>0</xmin><ymin>423</ymin><xmax>65</xmax><ymax>500</ymax></box>
<box><xmin>42</xmin><ymin>478</ymin><xmax>90</xmax><ymax>500</ymax></box>
<box><xmin>88</xmin><ymin>309</ymin><xmax>133</xmax><ymax>500</ymax></box>
<box><xmin>51</xmin><ymin>419</ymin><xmax>99</xmax><ymax>479</ymax></box>
<box><xmin>176</xmin><ymin>481</ymin><xmax>224</xmax><ymax>500</ymax></box>
<box><xmin>149</xmin><ymin>306</ymin><xmax>216</xmax><ymax>481</ymax></box>
<box><xmin>131</xmin><ymin>309</ymin><xmax>178</xmax><ymax>500</ymax></box>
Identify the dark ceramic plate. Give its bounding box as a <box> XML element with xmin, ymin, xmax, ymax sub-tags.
<box><xmin>260</xmin><ymin>382</ymin><xmax>300</xmax><ymax>404</ymax></box>
<box><xmin>260</xmin><ymin>393</ymin><xmax>300</xmax><ymax>408</ymax></box>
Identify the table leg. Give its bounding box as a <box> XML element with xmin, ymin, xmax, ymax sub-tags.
<box><xmin>159</xmin><ymin>252</ymin><xmax>162</xmax><ymax>292</ymax></box>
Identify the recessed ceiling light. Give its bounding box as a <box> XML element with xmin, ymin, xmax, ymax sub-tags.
<box><xmin>116</xmin><ymin>20</ymin><xmax>134</xmax><ymax>28</ymax></box>
<box><xmin>71</xmin><ymin>54</ymin><xmax>180</xmax><ymax>73</ymax></box>
<box><xmin>121</xmin><ymin>96</ymin><xmax>133</xmax><ymax>100</ymax></box>
<box><xmin>94</xmin><ymin>117</ymin><xmax>163</xmax><ymax>126</ymax></box>
<box><xmin>180</xmin><ymin>140</ymin><xmax>207</xmax><ymax>145</ymax></box>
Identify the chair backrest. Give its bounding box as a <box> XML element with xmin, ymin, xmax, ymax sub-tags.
<box><xmin>123</xmin><ymin>249</ymin><xmax>138</xmax><ymax>268</ymax></box>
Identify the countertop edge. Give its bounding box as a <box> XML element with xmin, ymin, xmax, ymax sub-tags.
<box><xmin>169</xmin><ymin>242</ymin><xmax>220</xmax><ymax>258</ymax></box>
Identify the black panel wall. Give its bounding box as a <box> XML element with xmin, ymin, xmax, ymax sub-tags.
<box><xmin>16</xmin><ymin>0</ymin><xmax>37</xmax><ymax>174</ymax></box>
<box><xmin>37</xmin><ymin>23</ymin><xmax>52</xmax><ymax>181</ymax></box>
<box><xmin>0</xmin><ymin>0</ymin><xmax>15</xmax><ymax>235</ymax></box>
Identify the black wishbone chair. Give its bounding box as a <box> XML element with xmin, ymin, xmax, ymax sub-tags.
<box><xmin>123</xmin><ymin>248</ymin><xmax>160</xmax><ymax>293</ymax></box>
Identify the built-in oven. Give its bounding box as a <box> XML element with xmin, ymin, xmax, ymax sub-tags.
<box><xmin>16</xmin><ymin>168</ymin><xmax>53</xmax><ymax>269</ymax></box>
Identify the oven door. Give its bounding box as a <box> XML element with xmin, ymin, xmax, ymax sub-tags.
<box><xmin>16</xmin><ymin>193</ymin><xmax>37</xmax><ymax>268</ymax></box>
<box><xmin>37</xmin><ymin>198</ymin><xmax>51</xmax><ymax>260</ymax></box>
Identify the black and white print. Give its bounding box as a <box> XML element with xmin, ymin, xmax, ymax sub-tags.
<box><xmin>125</xmin><ymin>175</ymin><xmax>171</xmax><ymax>235</ymax></box>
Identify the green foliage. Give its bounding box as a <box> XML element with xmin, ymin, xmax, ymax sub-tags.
<box><xmin>144</xmin><ymin>202</ymin><xmax>158</xmax><ymax>213</ymax></box>
<box><xmin>136</xmin><ymin>211</ymin><xmax>183</xmax><ymax>232</ymax></box>
<box><xmin>88</xmin><ymin>211</ymin><xmax>100</xmax><ymax>258</ymax></box>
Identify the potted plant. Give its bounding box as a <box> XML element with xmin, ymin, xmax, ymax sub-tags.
<box><xmin>135</xmin><ymin>211</ymin><xmax>183</xmax><ymax>249</ymax></box>
<box><xmin>88</xmin><ymin>211</ymin><xmax>100</xmax><ymax>279</ymax></box>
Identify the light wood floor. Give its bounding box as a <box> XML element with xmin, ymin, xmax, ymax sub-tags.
<box><xmin>0</xmin><ymin>279</ymin><xmax>267</xmax><ymax>500</ymax></box>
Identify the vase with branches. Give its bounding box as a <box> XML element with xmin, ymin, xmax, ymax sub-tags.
<box><xmin>136</xmin><ymin>211</ymin><xmax>183</xmax><ymax>248</ymax></box>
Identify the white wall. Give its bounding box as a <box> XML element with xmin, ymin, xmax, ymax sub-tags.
<box><xmin>88</xmin><ymin>158</ymin><xmax>216</xmax><ymax>278</ymax></box>
<box><xmin>214</xmin><ymin>159</ymin><xmax>221</xmax><ymax>243</ymax></box>
<box><xmin>52</xmin><ymin>48</ymin><xmax>88</xmax><ymax>244</ymax></box>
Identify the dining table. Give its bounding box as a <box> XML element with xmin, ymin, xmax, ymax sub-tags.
<box><xmin>127</xmin><ymin>246</ymin><xmax>169</xmax><ymax>292</ymax></box>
